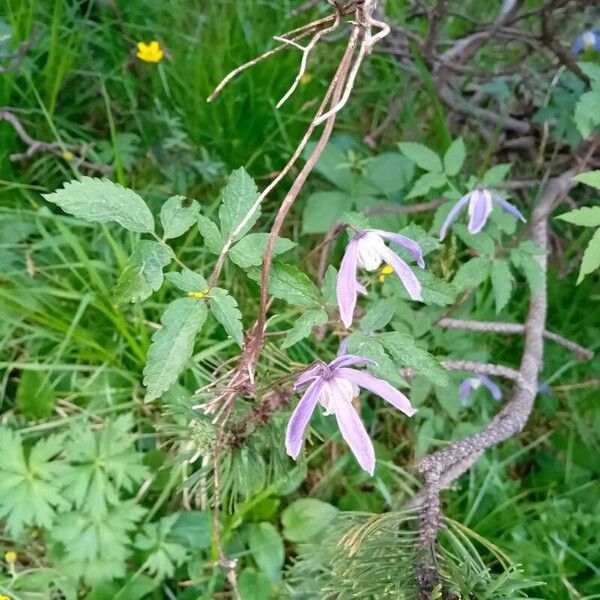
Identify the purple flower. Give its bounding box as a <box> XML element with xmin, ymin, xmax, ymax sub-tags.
<box><xmin>459</xmin><ymin>375</ymin><xmax>502</xmax><ymax>405</ymax></box>
<box><xmin>336</xmin><ymin>229</ymin><xmax>425</xmax><ymax>328</ymax></box>
<box><xmin>285</xmin><ymin>354</ymin><xmax>417</xmax><ymax>475</ymax></box>
<box><xmin>439</xmin><ymin>188</ymin><xmax>526</xmax><ymax>240</ymax></box>
<box><xmin>571</xmin><ymin>30</ymin><xmax>600</xmax><ymax>55</ymax></box>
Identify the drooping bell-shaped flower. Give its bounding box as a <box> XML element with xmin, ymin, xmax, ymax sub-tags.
<box><xmin>571</xmin><ymin>30</ymin><xmax>600</xmax><ymax>55</ymax></box>
<box><xmin>336</xmin><ymin>229</ymin><xmax>425</xmax><ymax>328</ymax></box>
<box><xmin>439</xmin><ymin>188</ymin><xmax>526</xmax><ymax>240</ymax></box>
<box><xmin>459</xmin><ymin>374</ymin><xmax>502</xmax><ymax>405</ymax></box>
<box><xmin>285</xmin><ymin>354</ymin><xmax>416</xmax><ymax>475</ymax></box>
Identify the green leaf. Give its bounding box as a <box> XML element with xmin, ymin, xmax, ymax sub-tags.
<box><xmin>378</xmin><ymin>332</ymin><xmax>448</xmax><ymax>387</ymax></box>
<box><xmin>170</xmin><ymin>511</ymin><xmax>211</xmax><ymax>550</ymax></box>
<box><xmin>302</xmin><ymin>191</ymin><xmax>348</xmax><ymax>234</ymax></box>
<box><xmin>281</xmin><ymin>499</ymin><xmax>338</xmax><ymax>542</ymax></box>
<box><xmin>282</xmin><ymin>309</ymin><xmax>328</xmax><ymax>348</ymax></box>
<box><xmin>112</xmin><ymin>240</ymin><xmax>173</xmax><ymax>304</ymax></box>
<box><xmin>417</xmin><ymin>271</ymin><xmax>458</xmax><ymax>306</ymax></box>
<box><xmin>16</xmin><ymin>370</ymin><xmax>55</xmax><ymax>419</ymax></box>
<box><xmin>360</xmin><ymin>298</ymin><xmax>396</xmax><ymax>331</ymax></box>
<box><xmin>197</xmin><ymin>214</ymin><xmax>224</xmax><ymax>254</ymax></box>
<box><xmin>398</xmin><ymin>142</ymin><xmax>443</xmax><ymax>172</ymax></box>
<box><xmin>577</xmin><ymin>228</ymin><xmax>600</xmax><ymax>283</ymax></box>
<box><xmin>453</xmin><ymin>224</ymin><xmax>495</xmax><ymax>256</ymax></box>
<box><xmin>362</xmin><ymin>153</ymin><xmax>414</xmax><ymax>194</ymax></box>
<box><xmin>229</xmin><ymin>233</ymin><xmax>296</xmax><ymax>268</ymax></box>
<box><xmin>219</xmin><ymin>167</ymin><xmax>260</xmax><ymax>241</ymax></box>
<box><xmin>443</xmin><ymin>138</ymin><xmax>466</xmax><ymax>176</ymax></box>
<box><xmin>42</xmin><ymin>177</ymin><xmax>155</xmax><ymax>233</ymax></box>
<box><xmin>574</xmin><ymin>82</ymin><xmax>600</xmax><ymax>138</ymax></box>
<box><xmin>574</xmin><ymin>170</ymin><xmax>600</xmax><ymax>190</ymax></box>
<box><xmin>247</xmin><ymin>262</ymin><xmax>320</xmax><ymax>307</ymax></box>
<box><xmin>453</xmin><ymin>256</ymin><xmax>491</xmax><ymax>289</ymax></box>
<box><xmin>0</xmin><ymin>429</ymin><xmax>69</xmax><ymax>536</ymax></box>
<box><xmin>406</xmin><ymin>172</ymin><xmax>447</xmax><ymax>199</ymax></box>
<box><xmin>510</xmin><ymin>249</ymin><xmax>543</xmax><ymax>294</ymax></box>
<box><xmin>556</xmin><ymin>206</ymin><xmax>600</xmax><ymax>227</ymax></box>
<box><xmin>160</xmin><ymin>195</ymin><xmax>200</xmax><ymax>239</ymax></box>
<box><xmin>239</xmin><ymin>569</ymin><xmax>271</xmax><ymax>600</ymax></box>
<box><xmin>165</xmin><ymin>269</ymin><xmax>208</xmax><ymax>293</ymax></box>
<box><xmin>134</xmin><ymin>514</ymin><xmax>188</xmax><ymax>579</ymax></box>
<box><xmin>248</xmin><ymin>522</ymin><xmax>285</xmax><ymax>583</ymax></box>
<box><xmin>209</xmin><ymin>287</ymin><xmax>244</xmax><ymax>347</ymax></box>
<box><xmin>481</xmin><ymin>163</ymin><xmax>512</xmax><ymax>186</ymax></box>
<box><xmin>144</xmin><ymin>298</ymin><xmax>208</xmax><ymax>402</ymax></box>
<box><xmin>490</xmin><ymin>260</ymin><xmax>514</xmax><ymax>313</ymax></box>
<box><xmin>304</xmin><ymin>142</ymin><xmax>352</xmax><ymax>191</ymax></box>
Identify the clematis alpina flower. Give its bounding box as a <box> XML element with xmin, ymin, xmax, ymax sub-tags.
<box><xmin>439</xmin><ymin>188</ymin><xmax>526</xmax><ymax>240</ymax></box>
<box><xmin>571</xmin><ymin>30</ymin><xmax>600</xmax><ymax>55</ymax></box>
<box><xmin>459</xmin><ymin>374</ymin><xmax>502</xmax><ymax>405</ymax></box>
<box><xmin>285</xmin><ymin>355</ymin><xmax>416</xmax><ymax>475</ymax></box>
<box><xmin>336</xmin><ymin>229</ymin><xmax>425</xmax><ymax>328</ymax></box>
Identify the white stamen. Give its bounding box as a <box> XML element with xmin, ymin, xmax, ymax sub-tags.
<box><xmin>469</xmin><ymin>377</ymin><xmax>482</xmax><ymax>390</ymax></box>
<box><xmin>356</xmin><ymin>233</ymin><xmax>386</xmax><ymax>271</ymax></box>
<box><xmin>583</xmin><ymin>31</ymin><xmax>596</xmax><ymax>49</ymax></box>
<box><xmin>318</xmin><ymin>378</ymin><xmax>359</xmax><ymax>415</ymax></box>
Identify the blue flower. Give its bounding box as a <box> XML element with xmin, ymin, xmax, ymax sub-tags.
<box><xmin>571</xmin><ymin>30</ymin><xmax>600</xmax><ymax>55</ymax></box>
<box><xmin>459</xmin><ymin>374</ymin><xmax>502</xmax><ymax>405</ymax></box>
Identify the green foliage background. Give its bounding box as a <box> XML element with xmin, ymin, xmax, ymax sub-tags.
<box><xmin>0</xmin><ymin>1</ymin><xmax>599</xmax><ymax>599</ymax></box>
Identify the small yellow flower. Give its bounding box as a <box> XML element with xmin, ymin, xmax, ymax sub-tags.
<box><xmin>188</xmin><ymin>289</ymin><xmax>209</xmax><ymax>299</ymax></box>
<box><xmin>136</xmin><ymin>40</ymin><xmax>164</xmax><ymax>63</ymax></box>
<box><xmin>62</xmin><ymin>150</ymin><xmax>74</xmax><ymax>162</ymax></box>
<box><xmin>4</xmin><ymin>551</ymin><xmax>16</xmax><ymax>564</ymax></box>
<box><xmin>378</xmin><ymin>265</ymin><xmax>394</xmax><ymax>283</ymax></box>
<box><xmin>300</xmin><ymin>72</ymin><xmax>313</xmax><ymax>86</ymax></box>
<box><xmin>0</xmin><ymin>594</ymin><xmax>11</xmax><ymax>600</ymax></box>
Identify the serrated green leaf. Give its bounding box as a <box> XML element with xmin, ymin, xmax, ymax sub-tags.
<box><xmin>170</xmin><ymin>511</ymin><xmax>211</xmax><ymax>550</ymax></box>
<box><xmin>304</xmin><ymin>142</ymin><xmax>352</xmax><ymax>191</ymax></box>
<box><xmin>209</xmin><ymin>287</ymin><xmax>244</xmax><ymax>347</ymax></box>
<box><xmin>340</xmin><ymin>211</ymin><xmax>370</xmax><ymax>230</ymax></box>
<box><xmin>282</xmin><ymin>309</ymin><xmax>327</xmax><ymax>348</ymax></box>
<box><xmin>302</xmin><ymin>191</ymin><xmax>348</xmax><ymax>234</ymax></box>
<box><xmin>490</xmin><ymin>260</ymin><xmax>514</xmax><ymax>313</ymax></box>
<box><xmin>556</xmin><ymin>205</ymin><xmax>600</xmax><ymax>227</ymax></box>
<box><xmin>16</xmin><ymin>370</ymin><xmax>55</xmax><ymax>419</ymax></box>
<box><xmin>362</xmin><ymin>153</ymin><xmax>414</xmax><ymax>193</ymax></box>
<box><xmin>281</xmin><ymin>499</ymin><xmax>338</xmax><ymax>542</ymax></box>
<box><xmin>229</xmin><ymin>233</ymin><xmax>296</xmax><ymax>268</ymax></box>
<box><xmin>398</xmin><ymin>142</ymin><xmax>443</xmax><ymax>172</ymax></box>
<box><xmin>577</xmin><ymin>228</ymin><xmax>600</xmax><ymax>283</ymax></box>
<box><xmin>453</xmin><ymin>224</ymin><xmax>495</xmax><ymax>256</ymax></box>
<box><xmin>247</xmin><ymin>262</ymin><xmax>320</xmax><ymax>307</ymax></box>
<box><xmin>219</xmin><ymin>167</ymin><xmax>260</xmax><ymax>241</ymax></box>
<box><xmin>144</xmin><ymin>298</ymin><xmax>208</xmax><ymax>401</ymax></box>
<box><xmin>165</xmin><ymin>269</ymin><xmax>208</xmax><ymax>292</ymax></box>
<box><xmin>160</xmin><ymin>196</ymin><xmax>200</xmax><ymax>239</ymax></box>
<box><xmin>443</xmin><ymin>138</ymin><xmax>466</xmax><ymax>176</ymax></box>
<box><xmin>510</xmin><ymin>249</ymin><xmax>543</xmax><ymax>293</ymax></box>
<box><xmin>417</xmin><ymin>271</ymin><xmax>458</xmax><ymax>306</ymax></box>
<box><xmin>378</xmin><ymin>332</ymin><xmax>448</xmax><ymax>387</ymax></box>
<box><xmin>42</xmin><ymin>177</ymin><xmax>155</xmax><ymax>233</ymax></box>
<box><xmin>481</xmin><ymin>163</ymin><xmax>512</xmax><ymax>186</ymax></box>
<box><xmin>397</xmin><ymin>224</ymin><xmax>440</xmax><ymax>257</ymax></box>
<box><xmin>574</xmin><ymin>170</ymin><xmax>600</xmax><ymax>190</ymax></box>
<box><xmin>360</xmin><ymin>298</ymin><xmax>396</xmax><ymax>331</ymax></box>
<box><xmin>321</xmin><ymin>265</ymin><xmax>338</xmax><ymax>306</ymax></box>
<box><xmin>112</xmin><ymin>240</ymin><xmax>172</xmax><ymax>304</ymax></box>
<box><xmin>453</xmin><ymin>256</ymin><xmax>491</xmax><ymax>289</ymax></box>
<box><xmin>406</xmin><ymin>172</ymin><xmax>447</xmax><ymax>199</ymax></box>
<box><xmin>248</xmin><ymin>522</ymin><xmax>284</xmax><ymax>583</ymax></box>
<box><xmin>574</xmin><ymin>77</ymin><xmax>600</xmax><ymax>138</ymax></box>
<box><xmin>197</xmin><ymin>214</ymin><xmax>224</xmax><ymax>254</ymax></box>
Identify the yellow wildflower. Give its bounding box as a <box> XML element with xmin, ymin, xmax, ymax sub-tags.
<box><xmin>62</xmin><ymin>150</ymin><xmax>74</xmax><ymax>162</ymax></box>
<box><xmin>188</xmin><ymin>289</ymin><xmax>209</xmax><ymax>299</ymax></box>
<box><xmin>0</xmin><ymin>595</ymin><xmax>10</xmax><ymax>600</ymax></box>
<box><xmin>378</xmin><ymin>265</ymin><xmax>394</xmax><ymax>283</ymax></box>
<box><xmin>4</xmin><ymin>551</ymin><xmax>16</xmax><ymax>563</ymax></box>
<box><xmin>136</xmin><ymin>40</ymin><xmax>164</xmax><ymax>63</ymax></box>
<box><xmin>300</xmin><ymin>72</ymin><xmax>313</xmax><ymax>86</ymax></box>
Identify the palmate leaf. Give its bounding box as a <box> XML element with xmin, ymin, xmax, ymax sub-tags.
<box><xmin>0</xmin><ymin>428</ymin><xmax>69</xmax><ymax>536</ymax></box>
<box><xmin>61</xmin><ymin>414</ymin><xmax>149</xmax><ymax>515</ymax></box>
<box><xmin>219</xmin><ymin>167</ymin><xmax>260</xmax><ymax>241</ymax></box>
<box><xmin>160</xmin><ymin>195</ymin><xmax>200</xmax><ymax>239</ymax></box>
<box><xmin>50</xmin><ymin>500</ymin><xmax>146</xmax><ymax>585</ymax></box>
<box><xmin>42</xmin><ymin>177</ymin><xmax>155</xmax><ymax>233</ymax></box>
<box><xmin>112</xmin><ymin>240</ymin><xmax>173</xmax><ymax>304</ymax></box>
<box><xmin>143</xmin><ymin>297</ymin><xmax>208</xmax><ymax>401</ymax></box>
<box><xmin>209</xmin><ymin>287</ymin><xmax>244</xmax><ymax>347</ymax></box>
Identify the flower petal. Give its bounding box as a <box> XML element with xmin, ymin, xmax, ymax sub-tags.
<box><xmin>331</xmin><ymin>400</ymin><xmax>375</xmax><ymax>475</ymax></box>
<box><xmin>330</xmin><ymin>354</ymin><xmax>377</xmax><ymax>370</ymax></box>
<box><xmin>458</xmin><ymin>379</ymin><xmax>473</xmax><ymax>405</ymax></box>
<box><xmin>336</xmin><ymin>237</ymin><xmax>360</xmax><ymax>328</ymax></box>
<box><xmin>369</xmin><ymin>230</ymin><xmax>425</xmax><ymax>268</ymax></box>
<box><xmin>571</xmin><ymin>34</ymin><xmax>585</xmax><ymax>55</ymax></box>
<box><xmin>336</xmin><ymin>368</ymin><xmax>416</xmax><ymax>417</ymax></box>
<box><xmin>493</xmin><ymin>194</ymin><xmax>526</xmax><ymax>223</ymax></box>
<box><xmin>285</xmin><ymin>379</ymin><xmax>323</xmax><ymax>459</ymax></box>
<box><xmin>479</xmin><ymin>375</ymin><xmax>502</xmax><ymax>401</ymax></box>
<box><xmin>294</xmin><ymin>362</ymin><xmax>324</xmax><ymax>390</ymax></box>
<box><xmin>439</xmin><ymin>195</ymin><xmax>470</xmax><ymax>240</ymax></box>
<box><xmin>378</xmin><ymin>245</ymin><xmax>422</xmax><ymax>302</ymax></box>
<box><xmin>467</xmin><ymin>190</ymin><xmax>493</xmax><ymax>234</ymax></box>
